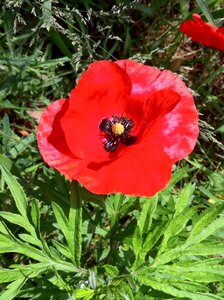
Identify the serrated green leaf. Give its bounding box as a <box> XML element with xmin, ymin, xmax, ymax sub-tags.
<box><xmin>30</xmin><ymin>199</ymin><xmax>40</xmax><ymax>231</ymax></box>
<box><xmin>133</xmin><ymin>221</ymin><xmax>166</xmax><ymax>269</ymax></box>
<box><xmin>73</xmin><ymin>288</ymin><xmax>95</xmax><ymax>299</ymax></box>
<box><xmin>105</xmin><ymin>194</ymin><xmax>124</xmax><ymax>227</ymax></box>
<box><xmin>188</xmin><ymin>203</ymin><xmax>224</xmax><ymax>240</ymax></box>
<box><xmin>167</xmin><ymin>167</ymin><xmax>188</xmax><ymax>188</ymax></box>
<box><xmin>174</xmin><ymin>183</ymin><xmax>194</xmax><ymax>216</ymax></box>
<box><xmin>18</xmin><ymin>233</ymin><xmax>42</xmax><ymax>248</ymax></box>
<box><xmin>52</xmin><ymin>201</ymin><xmax>70</xmax><ymax>239</ymax></box>
<box><xmin>52</xmin><ymin>188</ymin><xmax>82</xmax><ymax>266</ymax></box>
<box><xmin>154</xmin><ymin>213</ymin><xmax>224</xmax><ymax>266</ymax></box>
<box><xmin>157</xmin><ymin>206</ymin><xmax>196</xmax><ymax>255</ymax></box>
<box><xmin>103</xmin><ymin>264</ymin><xmax>119</xmax><ymax>277</ymax></box>
<box><xmin>184</xmin><ymin>242</ymin><xmax>224</xmax><ymax>256</ymax></box>
<box><xmin>171</xmin><ymin>281</ymin><xmax>209</xmax><ymax>293</ymax></box>
<box><xmin>52</xmin><ymin>240</ymin><xmax>74</xmax><ymax>261</ymax></box>
<box><xmin>136</xmin><ymin>275</ymin><xmax>223</xmax><ymax>299</ymax></box>
<box><xmin>82</xmin><ymin>220</ymin><xmax>108</xmax><ymax>237</ymax></box>
<box><xmin>0</xmin><ymin>232</ymin><xmax>48</xmax><ymax>262</ymax></box>
<box><xmin>0</xmin><ymin>165</ymin><xmax>27</xmax><ymax>218</ymax></box>
<box><xmin>0</xmin><ymin>154</ymin><xmax>12</xmax><ymax>171</ymax></box>
<box><xmin>0</xmin><ymin>220</ymin><xmax>9</xmax><ymax>234</ymax></box>
<box><xmin>118</xmin><ymin>283</ymin><xmax>134</xmax><ymax>300</ymax></box>
<box><xmin>0</xmin><ymin>278</ymin><xmax>26</xmax><ymax>300</ymax></box>
<box><xmin>0</xmin><ymin>263</ymin><xmax>53</xmax><ymax>283</ymax></box>
<box><xmin>0</xmin><ymin>211</ymin><xmax>31</xmax><ymax>233</ymax></box>
<box><xmin>187</xmin><ymin>214</ymin><xmax>224</xmax><ymax>245</ymax></box>
<box><xmin>9</xmin><ymin>133</ymin><xmax>36</xmax><ymax>159</ymax></box>
<box><xmin>133</xmin><ymin>195</ymin><xmax>158</xmax><ymax>260</ymax></box>
<box><xmin>156</xmin><ymin>263</ymin><xmax>224</xmax><ymax>283</ymax></box>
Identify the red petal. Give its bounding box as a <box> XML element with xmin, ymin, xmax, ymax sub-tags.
<box><xmin>117</xmin><ymin>60</ymin><xmax>199</xmax><ymax>161</ymax></box>
<box><xmin>179</xmin><ymin>14</ymin><xmax>224</xmax><ymax>50</ymax></box>
<box><xmin>60</xmin><ymin>61</ymin><xmax>133</xmax><ymax>163</ymax></box>
<box><xmin>77</xmin><ymin>141</ymin><xmax>172</xmax><ymax>197</ymax></box>
<box><xmin>115</xmin><ymin>60</ymin><xmax>162</xmax><ymax>134</ymax></box>
<box><xmin>143</xmin><ymin>71</ymin><xmax>199</xmax><ymax>162</ymax></box>
<box><xmin>37</xmin><ymin>99</ymin><xmax>83</xmax><ymax>179</ymax></box>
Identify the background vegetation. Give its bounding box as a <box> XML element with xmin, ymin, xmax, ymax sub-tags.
<box><xmin>0</xmin><ymin>0</ymin><xmax>224</xmax><ymax>299</ymax></box>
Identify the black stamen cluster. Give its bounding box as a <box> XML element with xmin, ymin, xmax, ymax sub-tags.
<box><xmin>99</xmin><ymin>115</ymin><xmax>136</xmax><ymax>152</ymax></box>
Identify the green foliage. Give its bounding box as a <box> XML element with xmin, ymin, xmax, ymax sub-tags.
<box><xmin>0</xmin><ymin>165</ymin><xmax>224</xmax><ymax>299</ymax></box>
<box><xmin>0</xmin><ymin>0</ymin><xmax>224</xmax><ymax>299</ymax></box>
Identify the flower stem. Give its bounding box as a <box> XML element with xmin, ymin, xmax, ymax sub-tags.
<box><xmin>69</xmin><ymin>181</ymin><xmax>82</xmax><ymax>267</ymax></box>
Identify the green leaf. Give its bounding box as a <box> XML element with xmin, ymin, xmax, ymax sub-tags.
<box><xmin>18</xmin><ymin>233</ymin><xmax>42</xmax><ymax>248</ymax></box>
<box><xmin>184</xmin><ymin>242</ymin><xmax>224</xmax><ymax>256</ymax></box>
<box><xmin>2</xmin><ymin>114</ymin><xmax>13</xmax><ymax>154</ymax></box>
<box><xmin>157</xmin><ymin>206</ymin><xmax>196</xmax><ymax>255</ymax></box>
<box><xmin>136</xmin><ymin>275</ymin><xmax>223</xmax><ymax>299</ymax></box>
<box><xmin>73</xmin><ymin>288</ymin><xmax>95</xmax><ymax>299</ymax></box>
<box><xmin>0</xmin><ymin>232</ymin><xmax>48</xmax><ymax>262</ymax></box>
<box><xmin>180</xmin><ymin>0</ymin><xmax>189</xmax><ymax>18</ymax></box>
<box><xmin>8</xmin><ymin>133</ymin><xmax>36</xmax><ymax>159</ymax></box>
<box><xmin>0</xmin><ymin>263</ymin><xmax>52</xmax><ymax>283</ymax></box>
<box><xmin>0</xmin><ymin>165</ymin><xmax>27</xmax><ymax>218</ymax></box>
<box><xmin>0</xmin><ymin>154</ymin><xmax>12</xmax><ymax>171</ymax></box>
<box><xmin>0</xmin><ymin>278</ymin><xmax>26</xmax><ymax>300</ymax></box>
<box><xmin>156</xmin><ymin>262</ymin><xmax>224</xmax><ymax>283</ymax></box>
<box><xmin>134</xmin><ymin>222</ymin><xmax>166</xmax><ymax>268</ymax></box>
<box><xmin>118</xmin><ymin>283</ymin><xmax>134</xmax><ymax>300</ymax></box>
<box><xmin>105</xmin><ymin>193</ymin><xmax>124</xmax><ymax>227</ymax></box>
<box><xmin>133</xmin><ymin>195</ymin><xmax>158</xmax><ymax>261</ymax></box>
<box><xmin>103</xmin><ymin>265</ymin><xmax>119</xmax><ymax>277</ymax></box>
<box><xmin>167</xmin><ymin>167</ymin><xmax>189</xmax><ymax>188</ymax></box>
<box><xmin>52</xmin><ymin>182</ymin><xmax>82</xmax><ymax>266</ymax></box>
<box><xmin>154</xmin><ymin>212</ymin><xmax>224</xmax><ymax>266</ymax></box>
<box><xmin>52</xmin><ymin>201</ymin><xmax>70</xmax><ymax>241</ymax></box>
<box><xmin>30</xmin><ymin>199</ymin><xmax>40</xmax><ymax>231</ymax></box>
<box><xmin>52</xmin><ymin>240</ymin><xmax>74</xmax><ymax>261</ymax></box>
<box><xmin>195</xmin><ymin>0</ymin><xmax>217</xmax><ymax>26</ymax></box>
<box><xmin>0</xmin><ymin>220</ymin><xmax>9</xmax><ymax>234</ymax></box>
<box><xmin>0</xmin><ymin>211</ymin><xmax>32</xmax><ymax>233</ymax></box>
<box><xmin>188</xmin><ymin>203</ymin><xmax>224</xmax><ymax>240</ymax></box>
<box><xmin>174</xmin><ymin>183</ymin><xmax>194</xmax><ymax>216</ymax></box>
<box><xmin>187</xmin><ymin>214</ymin><xmax>224</xmax><ymax>245</ymax></box>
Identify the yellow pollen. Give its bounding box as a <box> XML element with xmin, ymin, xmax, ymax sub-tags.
<box><xmin>112</xmin><ymin>122</ymin><xmax>125</xmax><ymax>135</ymax></box>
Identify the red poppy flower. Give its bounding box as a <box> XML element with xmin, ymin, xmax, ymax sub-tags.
<box><xmin>179</xmin><ymin>13</ymin><xmax>224</xmax><ymax>50</ymax></box>
<box><xmin>37</xmin><ymin>60</ymin><xmax>199</xmax><ymax>197</ymax></box>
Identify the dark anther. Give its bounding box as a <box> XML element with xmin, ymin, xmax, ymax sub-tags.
<box><xmin>99</xmin><ymin>118</ymin><xmax>111</xmax><ymax>134</ymax></box>
<box><xmin>104</xmin><ymin>139</ymin><xmax>119</xmax><ymax>152</ymax></box>
<box><xmin>99</xmin><ymin>115</ymin><xmax>136</xmax><ymax>152</ymax></box>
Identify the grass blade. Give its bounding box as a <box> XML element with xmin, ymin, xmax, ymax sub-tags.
<box><xmin>195</xmin><ymin>0</ymin><xmax>216</xmax><ymax>26</ymax></box>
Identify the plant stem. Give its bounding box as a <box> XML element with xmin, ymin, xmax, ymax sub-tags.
<box><xmin>69</xmin><ymin>181</ymin><xmax>82</xmax><ymax>267</ymax></box>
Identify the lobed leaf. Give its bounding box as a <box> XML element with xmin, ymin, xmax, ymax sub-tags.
<box><xmin>188</xmin><ymin>203</ymin><xmax>224</xmax><ymax>240</ymax></box>
<box><xmin>0</xmin><ymin>278</ymin><xmax>26</xmax><ymax>300</ymax></box>
<box><xmin>136</xmin><ymin>275</ymin><xmax>223</xmax><ymax>299</ymax></box>
<box><xmin>174</xmin><ymin>183</ymin><xmax>194</xmax><ymax>216</ymax></box>
<box><xmin>0</xmin><ymin>211</ymin><xmax>33</xmax><ymax>234</ymax></box>
<box><xmin>0</xmin><ymin>165</ymin><xmax>27</xmax><ymax>218</ymax></box>
<box><xmin>133</xmin><ymin>195</ymin><xmax>158</xmax><ymax>262</ymax></box>
<box><xmin>157</xmin><ymin>206</ymin><xmax>196</xmax><ymax>255</ymax></box>
<box><xmin>73</xmin><ymin>288</ymin><xmax>95</xmax><ymax>299</ymax></box>
<box><xmin>102</xmin><ymin>264</ymin><xmax>119</xmax><ymax>277</ymax></box>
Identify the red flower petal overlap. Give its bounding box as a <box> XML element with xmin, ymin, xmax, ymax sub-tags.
<box><xmin>179</xmin><ymin>14</ymin><xmax>224</xmax><ymax>50</ymax></box>
<box><xmin>37</xmin><ymin>60</ymin><xmax>199</xmax><ymax>197</ymax></box>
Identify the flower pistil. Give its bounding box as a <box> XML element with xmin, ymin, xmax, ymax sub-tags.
<box><xmin>99</xmin><ymin>115</ymin><xmax>136</xmax><ymax>152</ymax></box>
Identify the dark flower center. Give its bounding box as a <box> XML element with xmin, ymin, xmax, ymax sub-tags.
<box><xmin>99</xmin><ymin>115</ymin><xmax>137</xmax><ymax>152</ymax></box>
